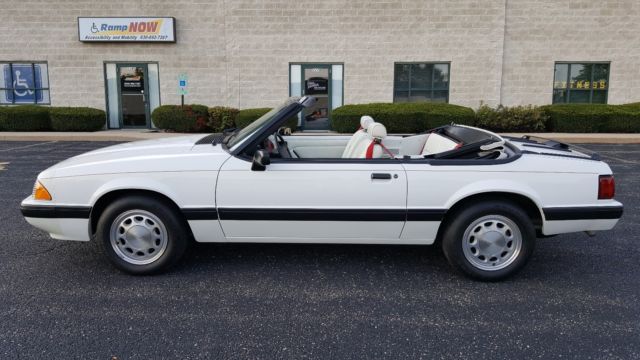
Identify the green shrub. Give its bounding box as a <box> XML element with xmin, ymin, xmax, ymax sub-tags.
<box><xmin>49</xmin><ymin>107</ymin><xmax>105</xmax><ymax>131</ymax></box>
<box><xmin>0</xmin><ymin>105</ymin><xmax>50</xmax><ymax>131</ymax></box>
<box><xmin>151</xmin><ymin>104</ymin><xmax>210</xmax><ymax>132</ymax></box>
<box><xmin>541</xmin><ymin>104</ymin><xmax>640</xmax><ymax>133</ymax></box>
<box><xmin>620</xmin><ymin>102</ymin><xmax>640</xmax><ymax>112</ymax></box>
<box><xmin>330</xmin><ymin>102</ymin><xmax>475</xmax><ymax>133</ymax></box>
<box><xmin>475</xmin><ymin>104</ymin><xmax>548</xmax><ymax>132</ymax></box>
<box><xmin>236</xmin><ymin>107</ymin><xmax>299</xmax><ymax>130</ymax></box>
<box><xmin>208</xmin><ymin>106</ymin><xmax>239</xmax><ymax>132</ymax></box>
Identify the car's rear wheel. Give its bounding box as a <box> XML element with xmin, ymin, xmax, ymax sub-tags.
<box><xmin>96</xmin><ymin>195</ymin><xmax>188</xmax><ymax>275</ymax></box>
<box><xmin>442</xmin><ymin>201</ymin><xmax>535</xmax><ymax>281</ymax></box>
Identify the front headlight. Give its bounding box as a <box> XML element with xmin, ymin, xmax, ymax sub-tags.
<box><xmin>33</xmin><ymin>180</ymin><xmax>52</xmax><ymax>201</ymax></box>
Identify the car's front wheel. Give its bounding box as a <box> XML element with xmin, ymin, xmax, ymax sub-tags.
<box><xmin>96</xmin><ymin>195</ymin><xmax>189</xmax><ymax>275</ymax></box>
<box><xmin>442</xmin><ymin>201</ymin><xmax>536</xmax><ymax>281</ymax></box>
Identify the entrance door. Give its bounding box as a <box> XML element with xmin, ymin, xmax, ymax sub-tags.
<box><xmin>301</xmin><ymin>64</ymin><xmax>331</xmax><ymax>131</ymax></box>
<box><xmin>117</xmin><ymin>64</ymin><xmax>150</xmax><ymax>128</ymax></box>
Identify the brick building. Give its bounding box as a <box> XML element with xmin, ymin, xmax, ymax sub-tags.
<box><xmin>1</xmin><ymin>0</ymin><xmax>639</xmax><ymax>130</ymax></box>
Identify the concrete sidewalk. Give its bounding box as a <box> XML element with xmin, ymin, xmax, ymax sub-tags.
<box><xmin>1</xmin><ymin>129</ymin><xmax>640</xmax><ymax>144</ymax></box>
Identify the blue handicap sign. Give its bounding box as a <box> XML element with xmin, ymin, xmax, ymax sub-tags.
<box><xmin>3</xmin><ymin>64</ymin><xmax>43</xmax><ymax>103</ymax></box>
<box><xmin>179</xmin><ymin>80</ymin><xmax>186</xmax><ymax>87</ymax></box>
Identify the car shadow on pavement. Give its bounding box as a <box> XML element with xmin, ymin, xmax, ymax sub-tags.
<box><xmin>38</xmin><ymin>234</ymin><xmax>606</xmax><ymax>283</ymax></box>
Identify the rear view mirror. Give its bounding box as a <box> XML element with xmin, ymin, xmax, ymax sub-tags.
<box><xmin>251</xmin><ymin>150</ymin><xmax>270</xmax><ymax>171</ymax></box>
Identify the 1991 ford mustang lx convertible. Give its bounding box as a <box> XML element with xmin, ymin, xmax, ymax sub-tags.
<box><xmin>21</xmin><ymin>97</ymin><xmax>623</xmax><ymax>280</ymax></box>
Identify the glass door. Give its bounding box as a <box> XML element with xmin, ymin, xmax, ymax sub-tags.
<box><xmin>117</xmin><ymin>64</ymin><xmax>150</xmax><ymax>128</ymax></box>
<box><xmin>301</xmin><ymin>64</ymin><xmax>331</xmax><ymax>131</ymax></box>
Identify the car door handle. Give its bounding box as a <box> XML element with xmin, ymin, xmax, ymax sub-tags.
<box><xmin>371</xmin><ymin>173</ymin><xmax>392</xmax><ymax>180</ymax></box>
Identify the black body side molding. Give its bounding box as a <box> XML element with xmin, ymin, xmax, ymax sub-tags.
<box><xmin>20</xmin><ymin>205</ymin><xmax>92</xmax><ymax>219</ymax></box>
<box><xmin>542</xmin><ymin>206</ymin><xmax>623</xmax><ymax>220</ymax></box>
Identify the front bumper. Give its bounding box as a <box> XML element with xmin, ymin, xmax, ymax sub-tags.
<box><xmin>21</xmin><ymin>196</ymin><xmax>91</xmax><ymax>241</ymax></box>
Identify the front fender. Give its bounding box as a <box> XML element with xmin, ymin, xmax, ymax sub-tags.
<box><xmin>89</xmin><ymin>176</ymin><xmax>184</xmax><ymax>208</ymax></box>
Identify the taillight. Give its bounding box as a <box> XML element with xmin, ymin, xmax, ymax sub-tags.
<box><xmin>598</xmin><ymin>175</ymin><xmax>615</xmax><ymax>199</ymax></box>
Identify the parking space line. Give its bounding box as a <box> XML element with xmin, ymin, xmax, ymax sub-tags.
<box><xmin>599</xmin><ymin>153</ymin><xmax>640</xmax><ymax>165</ymax></box>
<box><xmin>0</xmin><ymin>141</ymin><xmax>58</xmax><ymax>152</ymax></box>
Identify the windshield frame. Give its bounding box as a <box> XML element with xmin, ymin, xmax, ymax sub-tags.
<box><xmin>225</xmin><ymin>107</ymin><xmax>283</xmax><ymax>149</ymax></box>
<box><xmin>226</xmin><ymin>100</ymin><xmax>304</xmax><ymax>156</ymax></box>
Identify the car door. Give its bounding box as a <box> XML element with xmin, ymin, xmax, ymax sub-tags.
<box><xmin>216</xmin><ymin>156</ymin><xmax>407</xmax><ymax>242</ymax></box>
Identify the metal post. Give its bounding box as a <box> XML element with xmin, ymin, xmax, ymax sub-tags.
<box><xmin>181</xmin><ymin>94</ymin><xmax>184</xmax><ymax>107</ymax></box>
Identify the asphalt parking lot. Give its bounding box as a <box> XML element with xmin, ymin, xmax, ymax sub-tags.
<box><xmin>0</xmin><ymin>141</ymin><xmax>639</xmax><ymax>359</ymax></box>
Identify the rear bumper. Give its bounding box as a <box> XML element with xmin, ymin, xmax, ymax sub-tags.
<box><xmin>21</xmin><ymin>197</ymin><xmax>91</xmax><ymax>241</ymax></box>
<box><xmin>541</xmin><ymin>203</ymin><xmax>623</xmax><ymax>236</ymax></box>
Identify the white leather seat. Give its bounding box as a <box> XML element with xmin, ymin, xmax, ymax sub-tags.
<box><xmin>398</xmin><ymin>134</ymin><xmax>429</xmax><ymax>156</ymax></box>
<box><xmin>341</xmin><ymin>115</ymin><xmax>375</xmax><ymax>158</ymax></box>
<box><xmin>421</xmin><ymin>133</ymin><xmax>459</xmax><ymax>155</ymax></box>
<box><xmin>350</xmin><ymin>122</ymin><xmax>388</xmax><ymax>159</ymax></box>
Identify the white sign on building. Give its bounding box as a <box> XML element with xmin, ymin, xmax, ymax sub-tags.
<box><xmin>78</xmin><ymin>17</ymin><xmax>176</xmax><ymax>42</ymax></box>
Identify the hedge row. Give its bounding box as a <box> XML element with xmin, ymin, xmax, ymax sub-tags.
<box><xmin>475</xmin><ymin>104</ymin><xmax>548</xmax><ymax>132</ymax></box>
<box><xmin>330</xmin><ymin>102</ymin><xmax>476</xmax><ymax>133</ymax></box>
<box><xmin>0</xmin><ymin>106</ymin><xmax>105</xmax><ymax>131</ymax></box>
<box><xmin>5</xmin><ymin>101</ymin><xmax>640</xmax><ymax>134</ymax></box>
<box><xmin>151</xmin><ymin>104</ymin><xmax>209</xmax><ymax>132</ymax></box>
<box><xmin>541</xmin><ymin>104</ymin><xmax>640</xmax><ymax>133</ymax></box>
<box><xmin>152</xmin><ymin>105</ymin><xmax>299</xmax><ymax>133</ymax></box>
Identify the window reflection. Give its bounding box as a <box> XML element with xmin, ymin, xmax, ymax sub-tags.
<box><xmin>394</xmin><ymin>62</ymin><xmax>450</xmax><ymax>103</ymax></box>
<box><xmin>553</xmin><ymin>63</ymin><xmax>609</xmax><ymax>104</ymax></box>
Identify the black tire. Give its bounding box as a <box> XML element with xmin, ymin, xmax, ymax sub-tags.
<box><xmin>96</xmin><ymin>195</ymin><xmax>189</xmax><ymax>275</ymax></box>
<box><xmin>441</xmin><ymin>201</ymin><xmax>536</xmax><ymax>281</ymax></box>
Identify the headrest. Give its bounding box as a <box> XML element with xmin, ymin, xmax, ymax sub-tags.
<box><xmin>360</xmin><ymin>115</ymin><xmax>374</xmax><ymax>130</ymax></box>
<box><xmin>368</xmin><ymin>122</ymin><xmax>387</xmax><ymax>139</ymax></box>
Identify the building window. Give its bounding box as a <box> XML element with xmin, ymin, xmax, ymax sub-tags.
<box><xmin>0</xmin><ymin>62</ymin><xmax>50</xmax><ymax>105</ymax></box>
<box><xmin>394</xmin><ymin>62</ymin><xmax>449</xmax><ymax>103</ymax></box>
<box><xmin>553</xmin><ymin>63</ymin><xmax>609</xmax><ymax>104</ymax></box>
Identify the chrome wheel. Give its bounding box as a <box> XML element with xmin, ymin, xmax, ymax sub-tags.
<box><xmin>461</xmin><ymin>215</ymin><xmax>523</xmax><ymax>271</ymax></box>
<box><xmin>109</xmin><ymin>210</ymin><xmax>168</xmax><ymax>265</ymax></box>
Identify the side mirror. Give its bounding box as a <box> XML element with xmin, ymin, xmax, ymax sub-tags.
<box><xmin>251</xmin><ymin>150</ymin><xmax>271</xmax><ymax>171</ymax></box>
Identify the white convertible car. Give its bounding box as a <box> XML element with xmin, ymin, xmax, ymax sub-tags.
<box><xmin>21</xmin><ymin>97</ymin><xmax>623</xmax><ymax>280</ymax></box>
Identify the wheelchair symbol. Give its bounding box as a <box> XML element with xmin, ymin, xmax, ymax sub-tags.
<box><xmin>13</xmin><ymin>70</ymin><xmax>34</xmax><ymax>97</ymax></box>
<box><xmin>91</xmin><ymin>22</ymin><xmax>99</xmax><ymax>33</ymax></box>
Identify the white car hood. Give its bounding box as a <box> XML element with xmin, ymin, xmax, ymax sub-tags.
<box><xmin>39</xmin><ymin>134</ymin><xmax>231</xmax><ymax>179</ymax></box>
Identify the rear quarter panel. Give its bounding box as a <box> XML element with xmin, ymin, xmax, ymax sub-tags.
<box><xmin>401</xmin><ymin>153</ymin><xmax>616</xmax><ymax>241</ymax></box>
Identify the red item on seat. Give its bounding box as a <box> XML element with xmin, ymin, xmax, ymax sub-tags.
<box><xmin>365</xmin><ymin>140</ymin><xmax>395</xmax><ymax>159</ymax></box>
<box><xmin>365</xmin><ymin>141</ymin><xmax>375</xmax><ymax>159</ymax></box>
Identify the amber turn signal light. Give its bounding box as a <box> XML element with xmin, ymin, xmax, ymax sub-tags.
<box><xmin>33</xmin><ymin>181</ymin><xmax>52</xmax><ymax>201</ymax></box>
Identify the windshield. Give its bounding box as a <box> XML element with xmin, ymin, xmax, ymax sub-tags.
<box><xmin>225</xmin><ymin>106</ymin><xmax>284</xmax><ymax>149</ymax></box>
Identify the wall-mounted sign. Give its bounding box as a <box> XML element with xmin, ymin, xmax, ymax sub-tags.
<box><xmin>78</xmin><ymin>17</ymin><xmax>176</xmax><ymax>42</ymax></box>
